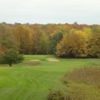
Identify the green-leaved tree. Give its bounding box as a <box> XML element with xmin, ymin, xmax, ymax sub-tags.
<box><xmin>0</xmin><ymin>49</ymin><xmax>24</xmax><ymax>66</ymax></box>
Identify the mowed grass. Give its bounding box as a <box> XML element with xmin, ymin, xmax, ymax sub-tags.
<box><xmin>0</xmin><ymin>55</ymin><xmax>100</xmax><ymax>100</ymax></box>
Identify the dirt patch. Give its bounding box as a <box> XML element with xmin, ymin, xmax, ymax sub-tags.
<box><xmin>31</xmin><ymin>59</ymin><xmax>41</xmax><ymax>62</ymax></box>
<box><xmin>23</xmin><ymin>59</ymin><xmax>41</xmax><ymax>66</ymax></box>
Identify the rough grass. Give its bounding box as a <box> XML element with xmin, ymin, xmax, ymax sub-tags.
<box><xmin>0</xmin><ymin>55</ymin><xmax>100</xmax><ymax>100</ymax></box>
<box><xmin>48</xmin><ymin>67</ymin><xmax>100</xmax><ymax>100</ymax></box>
<box><xmin>63</xmin><ymin>67</ymin><xmax>100</xmax><ymax>87</ymax></box>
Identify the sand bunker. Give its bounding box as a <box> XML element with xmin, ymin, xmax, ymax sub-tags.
<box><xmin>47</xmin><ymin>58</ymin><xmax>59</xmax><ymax>62</ymax></box>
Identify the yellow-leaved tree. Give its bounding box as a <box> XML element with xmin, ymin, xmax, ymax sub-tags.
<box><xmin>56</xmin><ymin>29</ymin><xmax>89</xmax><ymax>58</ymax></box>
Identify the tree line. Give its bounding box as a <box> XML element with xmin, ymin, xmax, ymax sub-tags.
<box><xmin>0</xmin><ymin>22</ymin><xmax>100</xmax><ymax>58</ymax></box>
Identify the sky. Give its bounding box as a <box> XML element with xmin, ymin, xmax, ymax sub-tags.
<box><xmin>0</xmin><ymin>0</ymin><xmax>100</xmax><ymax>24</ymax></box>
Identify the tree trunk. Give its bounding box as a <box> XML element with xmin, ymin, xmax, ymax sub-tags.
<box><xmin>9</xmin><ymin>63</ymin><xmax>12</xmax><ymax>67</ymax></box>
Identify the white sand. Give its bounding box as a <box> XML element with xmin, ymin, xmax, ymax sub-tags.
<box><xmin>47</xmin><ymin>58</ymin><xmax>59</xmax><ymax>62</ymax></box>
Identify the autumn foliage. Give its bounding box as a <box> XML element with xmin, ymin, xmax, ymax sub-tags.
<box><xmin>0</xmin><ymin>23</ymin><xmax>100</xmax><ymax>58</ymax></box>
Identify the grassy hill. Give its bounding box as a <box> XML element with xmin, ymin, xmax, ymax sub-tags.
<box><xmin>0</xmin><ymin>55</ymin><xmax>100</xmax><ymax>100</ymax></box>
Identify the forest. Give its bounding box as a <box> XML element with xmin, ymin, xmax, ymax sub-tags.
<box><xmin>0</xmin><ymin>22</ymin><xmax>100</xmax><ymax>58</ymax></box>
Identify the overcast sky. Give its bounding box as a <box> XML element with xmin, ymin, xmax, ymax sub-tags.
<box><xmin>0</xmin><ymin>0</ymin><xmax>100</xmax><ymax>24</ymax></box>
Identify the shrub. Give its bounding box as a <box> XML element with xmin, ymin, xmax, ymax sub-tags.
<box><xmin>48</xmin><ymin>90</ymin><xmax>65</xmax><ymax>100</ymax></box>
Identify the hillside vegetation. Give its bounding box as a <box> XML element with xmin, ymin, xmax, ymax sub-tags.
<box><xmin>0</xmin><ymin>23</ymin><xmax>100</xmax><ymax>58</ymax></box>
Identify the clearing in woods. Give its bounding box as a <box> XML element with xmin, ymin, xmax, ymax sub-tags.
<box><xmin>0</xmin><ymin>55</ymin><xmax>100</xmax><ymax>100</ymax></box>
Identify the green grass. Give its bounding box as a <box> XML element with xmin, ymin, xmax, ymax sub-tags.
<box><xmin>0</xmin><ymin>55</ymin><xmax>100</xmax><ymax>100</ymax></box>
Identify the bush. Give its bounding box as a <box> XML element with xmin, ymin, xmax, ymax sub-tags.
<box><xmin>48</xmin><ymin>90</ymin><xmax>65</xmax><ymax>100</ymax></box>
